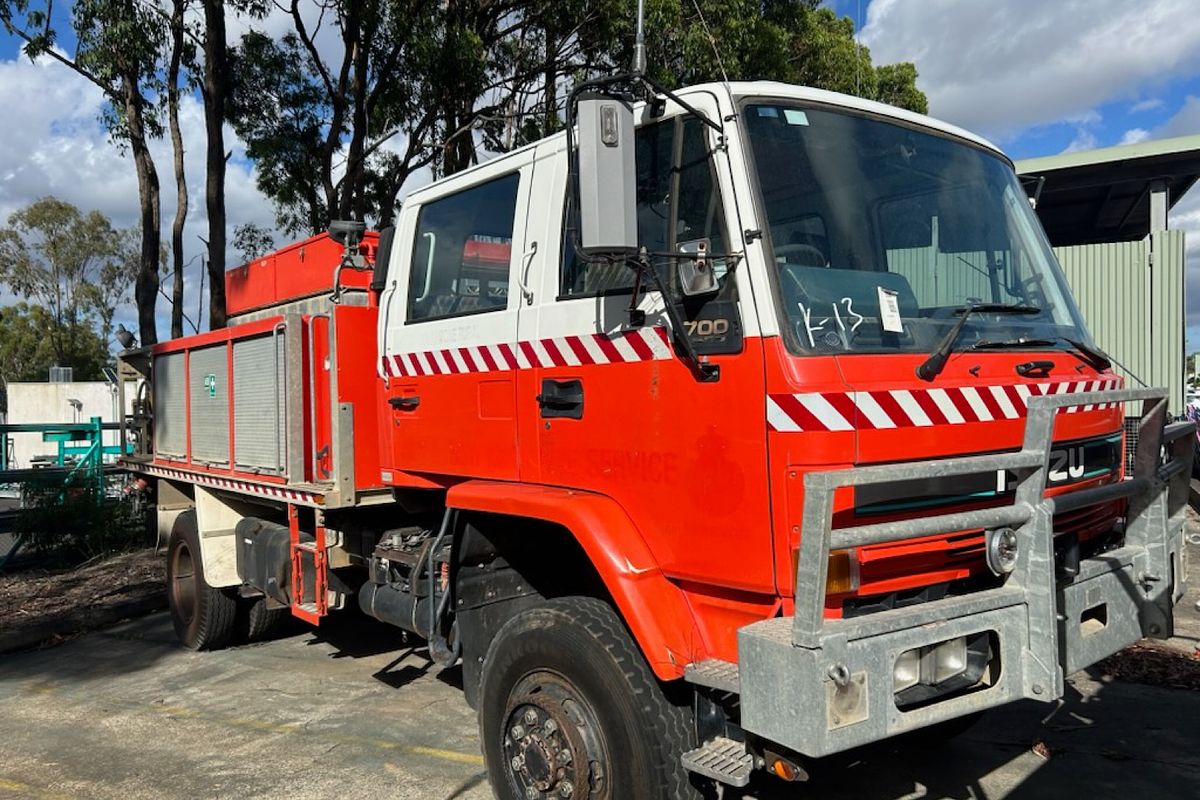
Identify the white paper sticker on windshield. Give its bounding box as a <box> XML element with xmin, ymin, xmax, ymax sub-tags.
<box><xmin>878</xmin><ymin>287</ymin><xmax>903</xmax><ymax>333</ymax></box>
<box><xmin>783</xmin><ymin>109</ymin><xmax>809</xmax><ymax>126</ymax></box>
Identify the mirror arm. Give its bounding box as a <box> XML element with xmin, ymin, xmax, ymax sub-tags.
<box><xmin>632</xmin><ymin>250</ymin><xmax>719</xmax><ymax>383</ymax></box>
<box><xmin>639</xmin><ymin>73</ymin><xmax>725</xmax><ymax>139</ymax></box>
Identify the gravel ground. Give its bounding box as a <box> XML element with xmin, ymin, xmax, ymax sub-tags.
<box><xmin>0</xmin><ymin>548</ymin><xmax>164</xmax><ymax>651</ymax></box>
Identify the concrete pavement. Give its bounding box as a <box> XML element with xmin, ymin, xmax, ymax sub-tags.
<box><xmin>1</xmin><ymin>608</ymin><xmax>1198</xmax><ymax>800</ymax></box>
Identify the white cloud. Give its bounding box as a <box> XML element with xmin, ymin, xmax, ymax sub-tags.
<box><xmin>0</xmin><ymin>54</ymin><xmax>279</xmax><ymax>343</ymax></box>
<box><xmin>1130</xmin><ymin>98</ymin><xmax>1164</xmax><ymax>113</ymax></box>
<box><xmin>1061</xmin><ymin>128</ymin><xmax>1098</xmax><ymax>154</ymax></box>
<box><xmin>1119</xmin><ymin>128</ymin><xmax>1151</xmax><ymax>146</ymax></box>
<box><xmin>861</xmin><ymin>0</ymin><xmax>1200</xmax><ymax>141</ymax></box>
<box><xmin>1155</xmin><ymin>95</ymin><xmax>1200</xmax><ymax>139</ymax></box>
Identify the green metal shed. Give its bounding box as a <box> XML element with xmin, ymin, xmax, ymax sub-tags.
<box><xmin>1016</xmin><ymin>135</ymin><xmax>1200</xmax><ymax>414</ymax></box>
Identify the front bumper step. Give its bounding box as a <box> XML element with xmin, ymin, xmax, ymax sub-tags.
<box><xmin>681</xmin><ymin>736</ymin><xmax>753</xmax><ymax>787</ymax></box>
<box><xmin>684</xmin><ymin>658</ymin><xmax>740</xmax><ymax>694</ymax></box>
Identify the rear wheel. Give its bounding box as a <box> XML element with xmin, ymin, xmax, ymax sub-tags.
<box><xmin>478</xmin><ymin>596</ymin><xmax>700</xmax><ymax>800</ymax></box>
<box><xmin>236</xmin><ymin>597</ymin><xmax>289</xmax><ymax>643</ymax></box>
<box><xmin>166</xmin><ymin>511</ymin><xmax>237</xmax><ymax>650</ymax></box>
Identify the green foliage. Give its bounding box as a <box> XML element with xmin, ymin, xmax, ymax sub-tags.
<box><xmin>227</xmin><ymin>0</ymin><xmax>445</xmax><ymax>235</ymax></box>
<box><xmin>228</xmin><ymin>30</ymin><xmax>334</xmax><ymax>235</ymax></box>
<box><xmin>226</xmin><ymin>0</ymin><xmax>927</xmax><ymax>236</ymax></box>
<box><xmin>0</xmin><ymin>197</ymin><xmax>138</xmax><ymax>363</ymax></box>
<box><xmin>15</xmin><ymin>481</ymin><xmax>148</xmax><ymax>566</ymax></box>
<box><xmin>2</xmin><ymin>0</ymin><xmax>167</xmax><ymax>144</ymax></box>
<box><xmin>630</xmin><ymin>1</ymin><xmax>926</xmax><ymax>112</ymax></box>
<box><xmin>0</xmin><ymin>303</ymin><xmax>108</xmax><ymax>413</ymax></box>
<box><xmin>232</xmin><ymin>222</ymin><xmax>276</xmax><ymax>263</ymax></box>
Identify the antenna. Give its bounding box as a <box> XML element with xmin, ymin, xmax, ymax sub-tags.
<box><xmin>632</xmin><ymin>0</ymin><xmax>646</xmax><ymax>75</ymax></box>
<box><xmin>855</xmin><ymin>0</ymin><xmax>862</xmax><ymax>95</ymax></box>
<box><xmin>691</xmin><ymin>0</ymin><xmax>729</xmax><ymax>86</ymax></box>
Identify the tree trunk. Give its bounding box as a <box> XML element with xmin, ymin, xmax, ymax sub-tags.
<box><xmin>168</xmin><ymin>0</ymin><xmax>187</xmax><ymax>339</ymax></box>
<box><xmin>123</xmin><ymin>71</ymin><xmax>161</xmax><ymax>347</ymax></box>
<box><xmin>202</xmin><ymin>0</ymin><xmax>228</xmax><ymax>330</ymax></box>
<box><xmin>344</xmin><ymin>13</ymin><xmax>370</xmax><ymax>222</ymax></box>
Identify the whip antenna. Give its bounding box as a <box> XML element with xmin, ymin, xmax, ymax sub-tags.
<box><xmin>632</xmin><ymin>0</ymin><xmax>646</xmax><ymax>75</ymax></box>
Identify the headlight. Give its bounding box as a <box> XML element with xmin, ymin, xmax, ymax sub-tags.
<box><xmin>986</xmin><ymin>527</ymin><xmax>1019</xmax><ymax>575</ymax></box>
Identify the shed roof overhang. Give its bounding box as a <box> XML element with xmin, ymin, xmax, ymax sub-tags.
<box><xmin>1015</xmin><ymin>135</ymin><xmax>1200</xmax><ymax>247</ymax></box>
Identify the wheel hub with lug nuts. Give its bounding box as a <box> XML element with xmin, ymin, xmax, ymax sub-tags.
<box><xmin>503</xmin><ymin>694</ymin><xmax>587</xmax><ymax>800</ymax></box>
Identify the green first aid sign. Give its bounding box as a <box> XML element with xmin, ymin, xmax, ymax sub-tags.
<box><xmin>203</xmin><ymin>373</ymin><xmax>218</xmax><ymax>398</ymax></box>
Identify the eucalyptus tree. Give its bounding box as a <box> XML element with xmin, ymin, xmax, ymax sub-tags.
<box><xmin>0</xmin><ymin>197</ymin><xmax>139</xmax><ymax>363</ymax></box>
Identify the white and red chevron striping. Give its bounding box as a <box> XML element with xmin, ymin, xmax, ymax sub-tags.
<box><xmin>380</xmin><ymin>326</ymin><xmax>672</xmax><ymax>377</ymax></box>
<box><xmin>142</xmin><ymin>464</ymin><xmax>320</xmax><ymax>505</ymax></box>
<box><xmin>766</xmin><ymin>378</ymin><xmax>1122</xmax><ymax>432</ymax></box>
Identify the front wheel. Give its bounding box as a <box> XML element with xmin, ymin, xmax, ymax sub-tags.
<box><xmin>478</xmin><ymin>596</ymin><xmax>700</xmax><ymax>800</ymax></box>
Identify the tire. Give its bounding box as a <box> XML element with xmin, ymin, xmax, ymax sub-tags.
<box><xmin>478</xmin><ymin>596</ymin><xmax>700</xmax><ymax>800</ymax></box>
<box><xmin>166</xmin><ymin>510</ymin><xmax>237</xmax><ymax>650</ymax></box>
<box><xmin>236</xmin><ymin>597</ymin><xmax>289</xmax><ymax>643</ymax></box>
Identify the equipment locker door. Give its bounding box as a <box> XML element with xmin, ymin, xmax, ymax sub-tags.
<box><xmin>518</xmin><ymin>99</ymin><xmax>775</xmax><ymax>593</ymax></box>
<box><xmin>378</xmin><ymin>151</ymin><xmax>535</xmax><ymax>482</ymax></box>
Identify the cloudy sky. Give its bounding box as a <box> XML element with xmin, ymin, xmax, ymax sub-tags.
<box><xmin>1</xmin><ymin>0</ymin><xmax>1199</xmax><ymax>350</ymax></box>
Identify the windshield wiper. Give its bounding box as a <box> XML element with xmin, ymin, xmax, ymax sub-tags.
<box><xmin>1062</xmin><ymin>337</ymin><xmax>1111</xmax><ymax>371</ymax></box>
<box><xmin>916</xmin><ymin>303</ymin><xmax>1041</xmax><ymax>381</ymax></box>
<box><xmin>967</xmin><ymin>336</ymin><xmax>1111</xmax><ymax>371</ymax></box>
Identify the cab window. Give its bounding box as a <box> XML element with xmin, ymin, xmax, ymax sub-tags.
<box><xmin>407</xmin><ymin>173</ymin><xmax>519</xmax><ymax>323</ymax></box>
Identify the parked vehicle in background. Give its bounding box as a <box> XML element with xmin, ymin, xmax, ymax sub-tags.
<box><xmin>117</xmin><ymin>78</ymin><xmax>1193</xmax><ymax>798</ymax></box>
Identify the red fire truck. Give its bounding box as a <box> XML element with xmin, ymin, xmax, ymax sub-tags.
<box><xmin>119</xmin><ymin>81</ymin><xmax>1193</xmax><ymax>798</ymax></box>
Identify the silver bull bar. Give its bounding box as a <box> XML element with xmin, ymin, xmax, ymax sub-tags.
<box><xmin>738</xmin><ymin>387</ymin><xmax>1193</xmax><ymax>758</ymax></box>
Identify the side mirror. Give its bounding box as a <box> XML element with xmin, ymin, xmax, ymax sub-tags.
<box><xmin>677</xmin><ymin>238</ymin><xmax>718</xmax><ymax>297</ymax></box>
<box><xmin>576</xmin><ymin>94</ymin><xmax>638</xmax><ymax>255</ymax></box>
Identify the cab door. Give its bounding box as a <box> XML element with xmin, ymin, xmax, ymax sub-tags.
<box><xmin>517</xmin><ymin>97</ymin><xmax>775</xmax><ymax>592</ymax></box>
<box><xmin>378</xmin><ymin>151</ymin><xmax>535</xmax><ymax>482</ymax></box>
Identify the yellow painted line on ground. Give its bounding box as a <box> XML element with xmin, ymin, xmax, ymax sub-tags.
<box><xmin>0</xmin><ymin>777</ymin><xmax>74</xmax><ymax>800</ymax></box>
<box><xmin>408</xmin><ymin>746</ymin><xmax>486</xmax><ymax>766</ymax></box>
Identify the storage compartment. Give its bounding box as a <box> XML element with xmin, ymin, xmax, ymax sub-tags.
<box><xmin>153</xmin><ymin>351</ymin><xmax>186</xmax><ymax>458</ymax></box>
<box><xmin>233</xmin><ymin>334</ymin><xmax>288</xmax><ymax>473</ymax></box>
<box><xmin>189</xmin><ymin>345</ymin><xmax>230</xmax><ymax>465</ymax></box>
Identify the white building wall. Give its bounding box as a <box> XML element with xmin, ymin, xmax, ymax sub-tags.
<box><xmin>4</xmin><ymin>381</ymin><xmax>132</xmax><ymax>469</ymax></box>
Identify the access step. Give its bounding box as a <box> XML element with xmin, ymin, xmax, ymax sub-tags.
<box><xmin>681</xmin><ymin>736</ymin><xmax>754</xmax><ymax>787</ymax></box>
<box><xmin>684</xmin><ymin>658</ymin><xmax>740</xmax><ymax>694</ymax></box>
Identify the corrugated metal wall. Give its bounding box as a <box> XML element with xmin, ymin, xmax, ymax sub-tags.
<box><xmin>1053</xmin><ymin>230</ymin><xmax>1185</xmax><ymax>413</ymax></box>
<box><xmin>886</xmin><ymin>248</ymin><xmax>1012</xmax><ymax>306</ymax></box>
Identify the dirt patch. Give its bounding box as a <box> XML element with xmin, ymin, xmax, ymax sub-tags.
<box><xmin>0</xmin><ymin>548</ymin><xmax>165</xmax><ymax>652</ymax></box>
<box><xmin>1093</xmin><ymin>641</ymin><xmax>1200</xmax><ymax>691</ymax></box>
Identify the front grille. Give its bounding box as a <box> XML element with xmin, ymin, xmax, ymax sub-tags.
<box><xmin>1123</xmin><ymin>416</ymin><xmax>1139</xmax><ymax>475</ymax></box>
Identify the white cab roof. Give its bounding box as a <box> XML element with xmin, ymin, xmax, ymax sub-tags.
<box><xmin>680</xmin><ymin>80</ymin><xmax>1007</xmax><ymax>162</ymax></box>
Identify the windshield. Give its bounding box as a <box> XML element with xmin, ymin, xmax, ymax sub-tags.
<box><xmin>742</xmin><ymin>102</ymin><xmax>1093</xmax><ymax>355</ymax></box>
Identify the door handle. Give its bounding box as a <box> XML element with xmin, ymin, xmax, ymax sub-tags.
<box><xmin>518</xmin><ymin>241</ymin><xmax>537</xmax><ymax>305</ymax></box>
<box><xmin>537</xmin><ymin>379</ymin><xmax>583</xmax><ymax>419</ymax></box>
<box><xmin>389</xmin><ymin>395</ymin><xmax>420</xmax><ymax>411</ymax></box>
